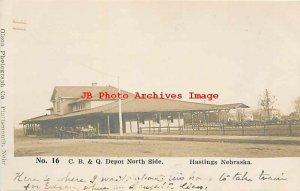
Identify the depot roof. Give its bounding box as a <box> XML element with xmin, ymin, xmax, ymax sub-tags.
<box><xmin>22</xmin><ymin>98</ymin><xmax>249</xmax><ymax>123</ymax></box>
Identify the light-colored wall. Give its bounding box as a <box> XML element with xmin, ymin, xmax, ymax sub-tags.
<box><xmin>52</xmin><ymin>92</ymin><xmax>78</xmax><ymax>115</ymax></box>
<box><xmin>125</xmin><ymin>119</ymin><xmax>184</xmax><ymax>133</ymax></box>
<box><xmin>62</xmin><ymin>99</ymin><xmax>77</xmax><ymax>114</ymax></box>
<box><xmin>71</xmin><ymin>101</ymin><xmax>89</xmax><ymax>112</ymax></box>
<box><xmin>91</xmin><ymin>100</ymin><xmax>114</xmax><ymax>108</ymax></box>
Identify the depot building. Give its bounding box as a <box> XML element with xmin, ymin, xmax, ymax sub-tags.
<box><xmin>21</xmin><ymin>83</ymin><xmax>249</xmax><ymax>138</ymax></box>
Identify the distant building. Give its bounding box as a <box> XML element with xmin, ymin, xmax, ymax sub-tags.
<box><xmin>252</xmin><ymin>108</ymin><xmax>281</xmax><ymax>121</ymax></box>
<box><xmin>228</xmin><ymin>108</ymin><xmax>254</xmax><ymax>122</ymax></box>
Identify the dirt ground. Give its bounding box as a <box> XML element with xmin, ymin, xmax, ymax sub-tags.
<box><xmin>15</xmin><ymin>129</ymin><xmax>300</xmax><ymax>157</ymax></box>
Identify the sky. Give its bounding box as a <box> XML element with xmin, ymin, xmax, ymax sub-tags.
<box><xmin>9</xmin><ymin>1</ymin><xmax>300</xmax><ymax>126</ymax></box>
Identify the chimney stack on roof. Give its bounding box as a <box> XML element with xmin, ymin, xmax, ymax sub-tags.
<box><xmin>92</xmin><ymin>82</ymin><xmax>98</xmax><ymax>87</ymax></box>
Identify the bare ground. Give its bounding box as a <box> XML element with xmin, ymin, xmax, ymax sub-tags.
<box><xmin>14</xmin><ymin>129</ymin><xmax>300</xmax><ymax>157</ymax></box>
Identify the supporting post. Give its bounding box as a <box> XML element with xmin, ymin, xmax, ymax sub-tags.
<box><xmin>118</xmin><ymin>76</ymin><xmax>123</xmax><ymax>136</ymax></box>
<box><xmin>129</xmin><ymin>120</ymin><xmax>132</xmax><ymax>133</ymax></box>
<box><xmin>178</xmin><ymin>112</ymin><xmax>182</xmax><ymax>135</ymax></box>
<box><xmin>220</xmin><ymin>110</ymin><xmax>222</xmax><ymax>124</ymax></box>
<box><xmin>37</xmin><ymin>124</ymin><xmax>39</xmax><ymax>135</ymax></box>
<box><xmin>191</xmin><ymin>113</ymin><xmax>195</xmax><ymax>135</ymax></box>
<box><xmin>183</xmin><ymin>115</ymin><xmax>185</xmax><ymax>130</ymax></box>
<box><xmin>158</xmin><ymin>113</ymin><xmax>162</xmax><ymax>134</ymax></box>
<box><xmin>226</xmin><ymin>110</ymin><xmax>229</xmax><ymax>123</ymax></box>
<box><xmin>167</xmin><ymin>116</ymin><xmax>170</xmax><ymax>134</ymax></box>
<box><xmin>25</xmin><ymin>124</ymin><xmax>28</xmax><ymax>135</ymax></box>
<box><xmin>205</xmin><ymin>112</ymin><xmax>209</xmax><ymax>135</ymax></box>
<box><xmin>137</xmin><ymin>114</ymin><xmax>140</xmax><ymax>134</ymax></box>
<box><xmin>219</xmin><ymin>122</ymin><xmax>222</xmax><ymax>135</ymax></box>
<box><xmin>241</xmin><ymin>121</ymin><xmax>244</xmax><ymax>136</ymax></box>
<box><xmin>107</xmin><ymin>115</ymin><xmax>110</xmax><ymax>136</ymax></box>
<box><xmin>222</xmin><ymin>122</ymin><xmax>225</xmax><ymax>135</ymax></box>
<box><xmin>97</xmin><ymin>121</ymin><xmax>100</xmax><ymax>135</ymax></box>
<box><xmin>148</xmin><ymin>120</ymin><xmax>151</xmax><ymax>134</ymax></box>
<box><xmin>197</xmin><ymin>112</ymin><xmax>201</xmax><ymax>130</ymax></box>
<box><xmin>153</xmin><ymin>115</ymin><xmax>156</xmax><ymax>133</ymax></box>
<box><xmin>37</xmin><ymin>124</ymin><xmax>40</xmax><ymax>136</ymax></box>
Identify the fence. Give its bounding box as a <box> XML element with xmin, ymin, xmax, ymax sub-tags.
<box><xmin>139</xmin><ymin>121</ymin><xmax>300</xmax><ymax>137</ymax></box>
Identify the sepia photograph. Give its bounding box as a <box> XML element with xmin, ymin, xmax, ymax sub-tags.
<box><xmin>10</xmin><ymin>1</ymin><xmax>300</xmax><ymax>158</ymax></box>
<box><xmin>2</xmin><ymin>1</ymin><xmax>300</xmax><ymax>191</ymax></box>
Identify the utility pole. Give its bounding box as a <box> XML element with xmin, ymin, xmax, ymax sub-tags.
<box><xmin>118</xmin><ymin>76</ymin><xmax>123</xmax><ymax>136</ymax></box>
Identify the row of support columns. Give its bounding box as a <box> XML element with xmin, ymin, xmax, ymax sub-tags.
<box><xmin>22</xmin><ymin>109</ymin><xmax>232</xmax><ymax>137</ymax></box>
<box><xmin>23</xmin><ymin>115</ymin><xmax>113</xmax><ymax>137</ymax></box>
<box><xmin>105</xmin><ymin>110</ymin><xmax>230</xmax><ymax>136</ymax></box>
<box><xmin>131</xmin><ymin>110</ymin><xmax>230</xmax><ymax>135</ymax></box>
<box><xmin>122</xmin><ymin>111</ymin><xmax>227</xmax><ymax>135</ymax></box>
<box><xmin>23</xmin><ymin>123</ymin><xmax>40</xmax><ymax>135</ymax></box>
<box><xmin>93</xmin><ymin>115</ymin><xmax>112</xmax><ymax>136</ymax></box>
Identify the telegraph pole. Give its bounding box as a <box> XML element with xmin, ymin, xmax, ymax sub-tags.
<box><xmin>118</xmin><ymin>76</ymin><xmax>123</xmax><ymax>136</ymax></box>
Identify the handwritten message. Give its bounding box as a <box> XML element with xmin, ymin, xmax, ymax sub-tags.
<box><xmin>12</xmin><ymin>170</ymin><xmax>287</xmax><ymax>191</ymax></box>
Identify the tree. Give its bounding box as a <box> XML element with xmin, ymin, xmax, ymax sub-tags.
<box><xmin>259</xmin><ymin>89</ymin><xmax>277</xmax><ymax>121</ymax></box>
<box><xmin>294</xmin><ymin>97</ymin><xmax>300</xmax><ymax>113</ymax></box>
<box><xmin>289</xmin><ymin>97</ymin><xmax>300</xmax><ymax>120</ymax></box>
